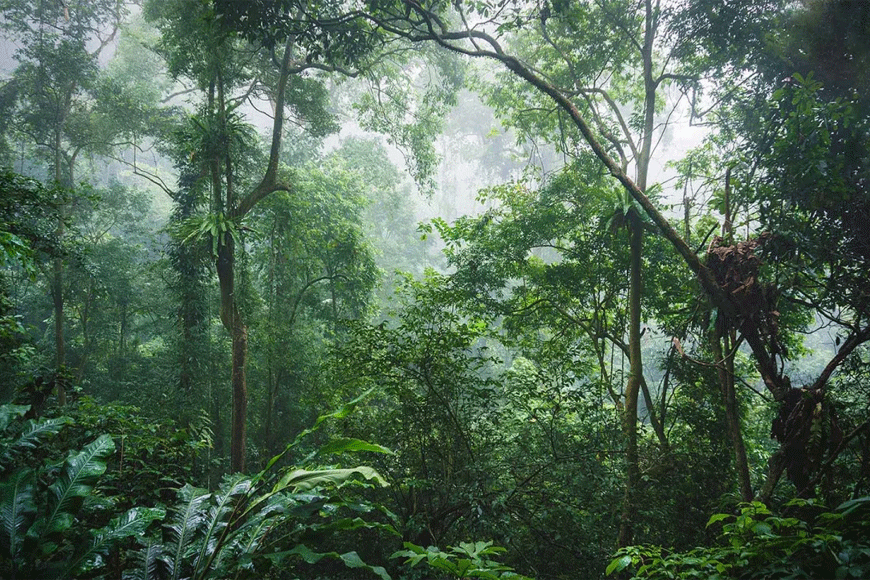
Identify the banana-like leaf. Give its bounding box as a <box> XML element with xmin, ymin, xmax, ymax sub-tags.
<box><xmin>0</xmin><ymin>468</ymin><xmax>35</xmax><ymax>561</ymax></box>
<box><xmin>275</xmin><ymin>467</ymin><xmax>387</xmax><ymax>493</ymax></box>
<box><xmin>191</xmin><ymin>475</ymin><xmax>250</xmax><ymax>579</ymax></box>
<box><xmin>314</xmin><ymin>438</ymin><xmax>395</xmax><ymax>457</ymax></box>
<box><xmin>165</xmin><ymin>484</ymin><xmax>210</xmax><ymax>580</ymax></box>
<box><xmin>38</xmin><ymin>434</ymin><xmax>114</xmax><ymax>538</ymax></box>
<box><xmin>3</xmin><ymin>417</ymin><xmax>70</xmax><ymax>463</ymax></box>
<box><xmin>262</xmin><ymin>388</ymin><xmax>374</xmax><ymax>474</ymax></box>
<box><xmin>68</xmin><ymin>506</ymin><xmax>165</xmax><ymax>577</ymax></box>
<box><xmin>0</xmin><ymin>404</ymin><xmax>29</xmax><ymax>432</ymax></box>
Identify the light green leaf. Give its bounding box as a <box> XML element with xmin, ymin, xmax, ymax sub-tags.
<box><xmin>706</xmin><ymin>513</ymin><xmax>731</xmax><ymax>528</ymax></box>
<box><xmin>606</xmin><ymin>555</ymin><xmax>632</xmax><ymax>576</ymax></box>
<box><xmin>277</xmin><ymin>467</ymin><xmax>387</xmax><ymax>492</ymax></box>
<box><xmin>316</xmin><ymin>438</ymin><xmax>394</xmax><ymax>457</ymax></box>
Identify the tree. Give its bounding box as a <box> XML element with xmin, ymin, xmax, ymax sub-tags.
<box><xmin>1</xmin><ymin>0</ymin><xmax>136</xmax><ymax>405</ymax></box>
<box><xmin>317</xmin><ymin>0</ymin><xmax>705</xmax><ymax>546</ymax></box>
<box><xmin>336</xmin><ymin>0</ymin><xmax>870</xmax><ymax>515</ymax></box>
<box><xmin>146</xmin><ymin>0</ymin><xmax>395</xmax><ymax>472</ymax></box>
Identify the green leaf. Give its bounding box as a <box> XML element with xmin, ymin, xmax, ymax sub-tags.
<box><xmin>0</xmin><ymin>404</ymin><xmax>30</xmax><ymax>432</ymax></box>
<box><xmin>166</xmin><ymin>484</ymin><xmax>210</xmax><ymax>580</ymax></box>
<box><xmin>68</xmin><ymin>506</ymin><xmax>165</xmax><ymax>576</ymax></box>
<box><xmin>191</xmin><ymin>475</ymin><xmax>251</xmax><ymax>578</ymax></box>
<box><xmin>39</xmin><ymin>434</ymin><xmax>115</xmax><ymax>537</ymax></box>
<box><xmin>0</xmin><ymin>468</ymin><xmax>35</xmax><ymax>562</ymax></box>
<box><xmin>606</xmin><ymin>555</ymin><xmax>632</xmax><ymax>576</ymax></box>
<box><xmin>706</xmin><ymin>513</ymin><xmax>731</xmax><ymax>527</ymax></box>
<box><xmin>340</xmin><ymin>551</ymin><xmax>392</xmax><ymax>580</ymax></box>
<box><xmin>315</xmin><ymin>438</ymin><xmax>395</xmax><ymax>457</ymax></box>
<box><xmin>276</xmin><ymin>467</ymin><xmax>387</xmax><ymax>492</ymax></box>
<box><xmin>4</xmin><ymin>417</ymin><xmax>70</xmax><ymax>463</ymax></box>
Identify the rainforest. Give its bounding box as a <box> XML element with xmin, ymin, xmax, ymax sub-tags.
<box><xmin>0</xmin><ymin>0</ymin><xmax>869</xmax><ymax>578</ymax></box>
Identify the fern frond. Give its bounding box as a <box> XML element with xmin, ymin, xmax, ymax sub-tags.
<box><xmin>165</xmin><ymin>484</ymin><xmax>209</xmax><ymax>580</ymax></box>
<box><xmin>39</xmin><ymin>434</ymin><xmax>114</xmax><ymax>537</ymax></box>
<box><xmin>67</xmin><ymin>506</ymin><xmax>165</xmax><ymax>577</ymax></box>
<box><xmin>0</xmin><ymin>468</ymin><xmax>35</xmax><ymax>562</ymax></box>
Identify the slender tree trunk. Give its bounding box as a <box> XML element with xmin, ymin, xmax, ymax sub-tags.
<box><xmin>53</xmin><ymin>128</ymin><xmax>66</xmax><ymax>405</ymax></box>
<box><xmin>711</xmin><ymin>321</ymin><xmax>753</xmax><ymax>501</ymax></box>
<box><xmin>619</xmin><ymin>210</ymin><xmax>643</xmax><ymax>548</ymax></box>
<box><xmin>230</xmin><ymin>311</ymin><xmax>248</xmax><ymax>472</ymax></box>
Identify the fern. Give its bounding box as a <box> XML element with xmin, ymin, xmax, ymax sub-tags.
<box><xmin>164</xmin><ymin>483</ymin><xmax>210</xmax><ymax>580</ymax></box>
<box><xmin>68</xmin><ymin>506</ymin><xmax>165</xmax><ymax>577</ymax></box>
<box><xmin>37</xmin><ymin>433</ymin><xmax>115</xmax><ymax>539</ymax></box>
<box><xmin>0</xmin><ymin>468</ymin><xmax>35</xmax><ymax>563</ymax></box>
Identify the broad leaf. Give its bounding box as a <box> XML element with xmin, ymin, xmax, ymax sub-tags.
<box><xmin>68</xmin><ymin>506</ymin><xmax>165</xmax><ymax>576</ymax></box>
<box><xmin>39</xmin><ymin>434</ymin><xmax>115</xmax><ymax>538</ymax></box>
<box><xmin>191</xmin><ymin>475</ymin><xmax>251</xmax><ymax>578</ymax></box>
<box><xmin>314</xmin><ymin>438</ymin><xmax>394</xmax><ymax>457</ymax></box>
<box><xmin>0</xmin><ymin>468</ymin><xmax>35</xmax><ymax>561</ymax></box>
<box><xmin>275</xmin><ymin>466</ymin><xmax>387</xmax><ymax>492</ymax></box>
<box><xmin>4</xmin><ymin>417</ymin><xmax>70</xmax><ymax>463</ymax></box>
<box><xmin>123</xmin><ymin>540</ymin><xmax>164</xmax><ymax>580</ymax></box>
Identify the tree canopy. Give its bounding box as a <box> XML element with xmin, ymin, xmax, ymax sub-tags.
<box><xmin>1</xmin><ymin>1</ymin><xmax>869</xmax><ymax>579</ymax></box>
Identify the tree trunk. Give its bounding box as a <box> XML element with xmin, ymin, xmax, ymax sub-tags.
<box><xmin>230</xmin><ymin>314</ymin><xmax>248</xmax><ymax>473</ymax></box>
<box><xmin>53</xmin><ymin>127</ymin><xmax>66</xmax><ymax>405</ymax></box>
<box><xmin>216</xmin><ymin>233</ymin><xmax>247</xmax><ymax>472</ymax></box>
<box><xmin>712</xmin><ymin>321</ymin><xmax>753</xmax><ymax>501</ymax></box>
<box><xmin>618</xmin><ymin>211</ymin><xmax>643</xmax><ymax>548</ymax></box>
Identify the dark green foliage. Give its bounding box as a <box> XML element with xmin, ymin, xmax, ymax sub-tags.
<box><xmin>0</xmin><ymin>398</ymin><xmax>400</xmax><ymax>580</ymax></box>
<box><xmin>393</xmin><ymin>540</ymin><xmax>533</xmax><ymax>580</ymax></box>
<box><xmin>0</xmin><ymin>403</ymin><xmax>133</xmax><ymax>579</ymax></box>
<box><xmin>610</xmin><ymin>498</ymin><xmax>870</xmax><ymax>579</ymax></box>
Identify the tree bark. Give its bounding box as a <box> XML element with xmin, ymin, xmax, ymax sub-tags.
<box><xmin>217</xmin><ymin>235</ymin><xmax>248</xmax><ymax>472</ymax></box>
<box><xmin>618</xmin><ymin>210</ymin><xmax>643</xmax><ymax>548</ymax></box>
<box><xmin>711</xmin><ymin>321</ymin><xmax>753</xmax><ymax>502</ymax></box>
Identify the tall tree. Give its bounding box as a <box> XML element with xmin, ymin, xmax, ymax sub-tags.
<box><xmin>2</xmin><ymin>0</ymin><xmax>133</xmax><ymax>404</ymax></box>
<box><xmin>146</xmin><ymin>0</ymin><xmax>391</xmax><ymax>472</ymax></box>
<box><xmin>318</xmin><ymin>0</ymin><xmax>696</xmax><ymax>546</ymax></box>
<box><xmin>355</xmin><ymin>0</ymin><xmax>870</xmax><ymax>509</ymax></box>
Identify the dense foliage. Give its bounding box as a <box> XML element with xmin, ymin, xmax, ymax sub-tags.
<box><xmin>1</xmin><ymin>0</ymin><xmax>869</xmax><ymax>578</ymax></box>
